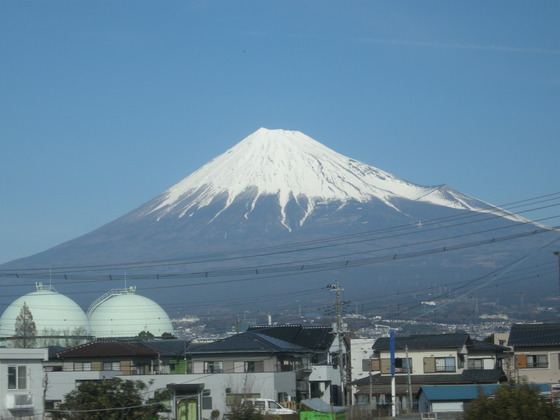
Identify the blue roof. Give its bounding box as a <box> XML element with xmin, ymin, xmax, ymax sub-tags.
<box><xmin>419</xmin><ymin>385</ymin><xmax>499</xmax><ymax>401</ymax></box>
<box><xmin>418</xmin><ymin>384</ymin><xmax>551</xmax><ymax>401</ymax></box>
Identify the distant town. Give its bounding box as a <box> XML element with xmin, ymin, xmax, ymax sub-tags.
<box><xmin>172</xmin><ymin>293</ymin><xmax>560</xmax><ymax>342</ymax></box>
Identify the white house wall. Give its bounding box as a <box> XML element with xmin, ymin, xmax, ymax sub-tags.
<box><xmin>127</xmin><ymin>370</ymin><xmax>297</xmax><ymax>419</ymax></box>
<box><xmin>309</xmin><ymin>364</ymin><xmax>341</xmax><ymax>404</ymax></box>
<box><xmin>483</xmin><ymin>358</ymin><xmax>495</xmax><ymax>370</ymax></box>
<box><xmin>515</xmin><ymin>348</ymin><xmax>560</xmax><ymax>384</ymax></box>
<box><xmin>432</xmin><ymin>401</ymin><xmax>464</xmax><ymax>413</ymax></box>
<box><xmin>0</xmin><ymin>348</ymin><xmax>48</xmax><ymax>419</ymax></box>
<box><xmin>350</xmin><ymin>339</ymin><xmax>375</xmax><ymax>403</ymax></box>
<box><xmin>45</xmin><ymin>370</ymin><xmax>121</xmax><ymax>402</ymax></box>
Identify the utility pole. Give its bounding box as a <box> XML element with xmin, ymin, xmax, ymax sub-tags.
<box><xmin>390</xmin><ymin>330</ymin><xmax>396</xmax><ymax>417</ymax></box>
<box><xmin>405</xmin><ymin>345</ymin><xmax>412</xmax><ymax>413</ymax></box>
<box><xmin>329</xmin><ymin>282</ymin><xmax>347</xmax><ymax>406</ymax></box>
<box><xmin>554</xmin><ymin>252</ymin><xmax>560</xmax><ymax>296</ymax></box>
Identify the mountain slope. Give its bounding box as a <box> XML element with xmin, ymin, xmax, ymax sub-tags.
<box><xmin>1</xmin><ymin>128</ymin><xmax>555</xmax><ymax>310</ymax></box>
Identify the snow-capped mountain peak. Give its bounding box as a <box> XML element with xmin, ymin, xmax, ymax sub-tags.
<box><xmin>147</xmin><ymin>128</ymin><xmax>511</xmax><ymax>229</ymax></box>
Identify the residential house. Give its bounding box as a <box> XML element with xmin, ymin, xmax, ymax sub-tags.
<box><xmin>137</xmin><ymin>339</ymin><xmax>190</xmax><ymax>374</ymax></box>
<box><xmin>46</xmin><ymin>325</ymin><xmax>341</xmax><ymax>419</ymax></box>
<box><xmin>158</xmin><ymin>324</ymin><xmax>342</xmax><ymax>419</ymax></box>
<box><xmin>38</xmin><ymin>325</ymin><xmax>340</xmax><ymax>420</ymax></box>
<box><xmin>508</xmin><ymin>322</ymin><xmax>560</xmax><ymax>384</ymax></box>
<box><xmin>46</xmin><ymin>339</ymin><xmax>207</xmax><ymax>420</ymax></box>
<box><xmin>352</xmin><ymin>333</ymin><xmax>507</xmax><ymax>414</ymax></box>
<box><xmin>45</xmin><ymin>341</ymin><xmax>165</xmax><ymax>409</ymax></box>
<box><xmin>247</xmin><ymin>324</ymin><xmax>343</xmax><ymax>403</ymax></box>
<box><xmin>0</xmin><ymin>348</ymin><xmax>48</xmax><ymax>419</ymax></box>
<box><xmin>467</xmin><ymin>339</ymin><xmax>510</xmax><ymax>372</ymax></box>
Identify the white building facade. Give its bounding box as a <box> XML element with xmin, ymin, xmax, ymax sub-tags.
<box><xmin>0</xmin><ymin>348</ymin><xmax>48</xmax><ymax>419</ymax></box>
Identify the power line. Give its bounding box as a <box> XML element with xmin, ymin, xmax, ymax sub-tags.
<box><xmin>2</xmin><ymin>192</ymin><xmax>558</xmax><ymax>275</ymax></box>
<box><xmin>1</xmin><ymin>216</ymin><xmax>557</xmax><ymax>286</ymax></box>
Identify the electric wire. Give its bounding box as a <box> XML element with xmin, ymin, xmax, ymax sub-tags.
<box><xmin>2</xmin><ymin>192</ymin><xmax>558</xmax><ymax>275</ymax></box>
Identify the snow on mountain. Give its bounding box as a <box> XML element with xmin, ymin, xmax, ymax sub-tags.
<box><xmin>1</xmin><ymin>127</ymin><xmax>552</xmax><ymax>310</ymax></box>
<box><xmin>146</xmin><ymin>128</ymin><xmax>519</xmax><ymax>230</ymax></box>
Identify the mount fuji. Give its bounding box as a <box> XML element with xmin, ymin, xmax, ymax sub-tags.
<box><xmin>1</xmin><ymin>128</ymin><xmax>556</xmax><ymax>309</ymax></box>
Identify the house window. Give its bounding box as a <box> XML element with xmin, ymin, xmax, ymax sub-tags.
<box><xmin>468</xmin><ymin>359</ymin><xmax>484</xmax><ymax>370</ymax></box>
<box><xmin>131</xmin><ymin>363</ymin><xmax>148</xmax><ymax>375</ymax></box>
<box><xmin>356</xmin><ymin>394</ymin><xmax>371</xmax><ymax>404</ymax></box>
<box><xmin>517</xmin><ymin>354</ymin><xmax>548</xmax><ymax>369</ymax></box>
<box><xmin>74</xmin><ymin>362</ymin><xmax>92</xmax><ymax>371</ymax></box>
<box><xmin>527</xmin><ymin>355</ymin><xmax>548</xmax><ymax>369</ymax></box>
<box><xmin>278</xmin><ymin>359</ymin><xmax>294</xmax><ymax>372</ymax></box>
<box><xmin>435</xmin><ymin>357</ymin><xmax>456</xmax><ymax>372</ymax></box>
<box><xmin>204</xmin><ymin>361</ymin><xmax>223</xmax><ymax>373</ymax></box>
<box><xmin>244</xmin><ymin>361</ymin><xmax>264</xmax><ymax>373</ymax></box>
<box><xmin>395</xmin><ymin>358</ymin><xmax>412</xmax><ymax>373</ymax></box>
<box><xmin>8</xmin><ymin>366</ymin><xmax>27</xmax><ymax>390</ymax></box>
<box><xmin>103</xmin><ymin>362</ymin><xmax>121</xmax><ymax>371</ymax></box>
<box><xmin>202</xmin><ymin>396</ymin><xmax>212</xmax><ymax>410</ymax></box>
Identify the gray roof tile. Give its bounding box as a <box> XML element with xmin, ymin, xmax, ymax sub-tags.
<box><xmin>372</xmin><ymin>333</ymin><xmax>471</xmax><ymax>351</ymax></box>
<box><xmin>248</xmin><ymin>324</ymin><xmax>334</xmax><ymax>350</ymax></box>
<box><xmin>508</xmin><ymin>323</ymin><xmax>560</xmax><ymax>347</ymax></box>
<box><xmin>187</xmin><ymin>331</ymin><xmax>306</xmax><ymax>355</ymax></box>
<box><xmin>55</xmin><ymin>341</ymin><xmax>159</xmax><ymax>358</ymax></box>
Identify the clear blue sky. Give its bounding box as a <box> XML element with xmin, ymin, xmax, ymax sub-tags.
<box><xmin>1</xmin><ymin>1</ymin><xmax>559</xmax><ymax>265</ymax></box>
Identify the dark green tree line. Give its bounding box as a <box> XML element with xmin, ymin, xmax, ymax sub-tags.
<box><xmin>464</xmin><ymin>382</ymin><xmax>560</xmax><ymax>420</ymax></box>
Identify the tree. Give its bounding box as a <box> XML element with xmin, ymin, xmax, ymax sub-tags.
<box><xmin>50</xmin><ymin>377</ymin><xmax>170</xmax><ymax>420</ymax></box>
<box><xmin>228</xmin><ymin>402</ymin><xmax>264</xmax><ymax>420</ymax></box>
<box><xmin>13</xmin><ymin>302</ymin><xmax>36</xmax><ymax>348</ymax></box>
<box><xmin>136</xmin><ymin>330</ymin><xmax>155</xmax><ymax>340</ymax></box>
<box><xmin>464</xmin><ymin>382</ymin><xmax>560</xmax><ymax>420</ymax></box>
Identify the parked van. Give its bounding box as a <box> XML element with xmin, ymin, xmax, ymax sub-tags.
<box><xmin>242</xmin><ymin>398</ymin><xmax>297</xmax><ymax>415</ymax></box>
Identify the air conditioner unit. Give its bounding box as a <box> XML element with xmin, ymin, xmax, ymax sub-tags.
<box><xmin>6</xmin><ymin>393</ymin><xmax>34</xmax><ymax>409</ymax></box>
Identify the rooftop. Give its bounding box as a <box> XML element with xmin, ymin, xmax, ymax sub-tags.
<box><xmin>508</xmin><ymin>323</ymin><xmax>560</xmax><ymax>347</ymax></box>
<box><xmin>54</xmin><ymin>341</ymin><xmax>159</xmax><ymax>358</ymax></box>
<box><xmin>248</xmin><ymin>324</ymin><xmax>334</xmax><ymax>350</ymax></box>
<box><xmin>372</xmin><ymin>333</ymin><xmax>471</xmax><ymax>351</ymax></box>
